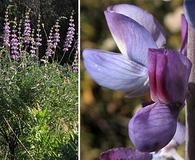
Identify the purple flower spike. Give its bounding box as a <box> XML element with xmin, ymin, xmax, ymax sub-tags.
<box><xmin>35</xmin><ymin>15</ymin><xmax>42</xmax><ymax>48</ymax></box>
<box><xmin>63</xmin><ymin>12</ymin><xmax>75</xmax><ymax>54</ymax></box>
<box><xmin>23</xmin><ymin>10</ymin><xmax>31</xmax><ymax>44</ymax></box>
<box><xmin>10</xmin><ymin>18</ymin><xmax>20</xmax><ymax>60</ymax></box>
<box><xmin>3</xmin><ymin>9</ymin><xmax>11</xmax><ymax>48</ymax></box>
<box><xmin>148</xmin><ymin>48</ymin><xmax>192</xmax><ymax>104</ymax></box>
<box><xmin>100</xmin><ymin>147</ymin><xmax>152</xmax><ymax>160</ymax></box>
<box><xmin>184</xmin><ymin>0</ymin><xmax>195</xmax><ymax>28</ymax></box>
<box><xmin>128</xmin><ymin>102</ymin><xmax>179</xmax><ymax>152</ymax></box>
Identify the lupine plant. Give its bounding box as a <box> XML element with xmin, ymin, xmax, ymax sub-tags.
<box><xmin>0</xmin><ymin>6</ymin><xmax>78</xmax><ymax>159</ymax></box>
<box><xmin>83</xmin><ymin>3</ymin><xmax>193</xmax><ymax>160</ymax></box>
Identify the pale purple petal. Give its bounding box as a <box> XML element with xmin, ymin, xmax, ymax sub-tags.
<box><xmin>104</xmin><ymin>10</ymin><xmax>157</xmax><ymax>66</ymax></box>
<box><xmin>100</xmin><ymin>147</ymin><xmax>152</xmax><ymax>160</ymax></box>
<box><xmin>181</xmin><ymin>14</ymin><xmax>188</xmax><ymax>42</ymax></box>
<box><xmin>83</xmin><ymin>49</ymin><xmax>149</xmax><ymax>96</ymax></box>
<box><xmin>163</xmin><ymin>122</ymin><xmax>185</xmax><ymax>150</ymax></box>
<box><xmin>148</xmin><ymin>48</ymin><xmax>192</xmax><ymax>104</ymax></box>
<box><xmin>184</xmin><ymin>0</ymin><xmax>195</xmax><ymax>28</ymax></box>
<box><xmin>173</xmin><ymin>122</ymin><xmax>185</xmax><ymax>145</ymax></box>
<box><xmin>180</xmin><ymin>14</ymin><xmax>188</xmax><ymax>56</ymax></box>
<box><xmin>107</xmin><ymin>4</ymin><xmax>166</xmax><ymax>48</ymax></box>
<box><xmin>128</xmin><ymin>102</ymin><xmax>179</xmax><ymax>152</ymax></box>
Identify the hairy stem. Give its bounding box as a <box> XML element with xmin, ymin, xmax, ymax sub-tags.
<box><xmin>186</xmin><ymin>25</ymin><xmax>195</xmax><ymax>160</ymax></box>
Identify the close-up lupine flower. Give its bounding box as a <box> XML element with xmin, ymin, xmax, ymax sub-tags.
<box><xmin>83</xmin><ymin>4</ymin><xmax>190</xmax><ymax>99</ymax></box>
<box><xmin>83</xmin><ymin>4</ymin><xmax>168</xmax><ymax>97</ymax></box>
<box><xmin>82</xmin><ymin>2</ymin><xmax>192</xmax><ymax>159</ymax></box>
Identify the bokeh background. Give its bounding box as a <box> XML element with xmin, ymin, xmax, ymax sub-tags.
<box><xmin>81</xmin><ymin>0</ymin><xmax>185</xmax><ymax>159</ymax></box>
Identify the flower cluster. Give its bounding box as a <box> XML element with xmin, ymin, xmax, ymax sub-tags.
<box><xmin>45</xmin><ymin>20</ymin><xmax>61</xmax><ymax>58</ymax></box>
<box><xmin>72</xmin><ymin>45</ymin><xmax>78</xmax><ymax>73</ymax></box>
<box><xmin>3</xmin><ymin>9</ymin><xmax>11</xmax><ymax>48</ymax></box>
<box><xmin>35</xmin><ymin>15</ymin><xmax>42</xmax><ymax>48</ymax></box>
<box><xmin>45</xmin><ymin>27</ymin><xmax>55</xmax><ymax>57</ymax></box>
<box><xmin>2</xmin><ymin>9</ymin><xmax>43</xmax><ymax>59</ymax></box>
<box><xmin>53</xmin><ymin>19</ymin><xmax>60</xmax><ymax>48</ymax></box>
<box><xmin>30</xmin><ymin>29</ymin><xmax>36</xmax><ymax>56</ymax></box>
<box><xmin>10</xmin><ymin>17</ymin><xmax>20</xmax><ymax>60</ymax></box>
<box><xmin>63</xmin><ymin>12</ymin><xmax>75</xmax><ymax>53</ymax></box>
<box><xmin>1</xmin><ymin>8</ymin><xmax>77</xmax><ymax>68</ymax></box>
<box><xmin>83</xmin><ymin>4</ymin><xmax>192</xmax><ymax>159</ymax></box>
<box><xmin>23</xmin><ymin>10</ymin><xmax>31</xmax><ymax>45</ymax></box>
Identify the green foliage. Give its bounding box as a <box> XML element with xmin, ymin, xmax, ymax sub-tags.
<box><xmin>0</xmin><ymin>49</ymin><xmax>78</xmax><ymax>159</ymax></box>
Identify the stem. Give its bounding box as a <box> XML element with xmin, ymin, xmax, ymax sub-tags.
<box><xmin>186</xmin><ymin>25</ymin><xmax>195</xmax><ymax>160</ymax></box>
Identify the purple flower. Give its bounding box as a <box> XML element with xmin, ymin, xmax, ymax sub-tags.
<box><xmin>100</xmin><ymin>147</ymin><xmax>152</xmax><ymax>160</ymax></box>
<box><xmin>35</xmin><ymin>15</ymin><xmax>42</xmax><ymax>48</ymax></box>
<box><xmin>10</xmin><ymin>18</ymin><xmax>20</xmax><ymax>60</ymax></box>
<box><xmin>148</xmin><ymin>48</ymin><xmax>191</xmax><ymax>104</ymax></box>
<box><xmin>184</xmin><ymin>0</ymin><xmax>195</xmax><ymax>28</ymax></box>
<box><xmin>129</xmin><ymin>46</ymin><xmax>191</xmax><ymax>152</ymax></box>
<box><xmin>23</xmin><ymin>10</ymin><xmax>31</xmax><ymax>44</ymax></box>
<box><xmin>3</xmin><ymin>9</ymin><xmax>11</xmax><ymax>48</ymax></box>
<box><xmin>83</xmin><ymin>3</ymin><xmax>192</xmax><ymax>155</ymax></box>
<box><xmin>45</xmin><ymin>27</ymin><xmax>55</xmax><ymax>57</ymax></box>
<box><xmin>45</xmin><ymin>20</ymin><xmax>60</xmax><ymax>58</ymax></box>
<box><xmin>30</xmin><ymin>29</ymin><xmax>36</xmax><ymax>56</ymax></box>
<box><xmin>72</xmin><ymin>47</ymin><xmax>78</xmax><ymax>73</ymax></box>
<box><xmin>53</xmin><ymin>20</ymin><xmax>60</xmax><ymax>48</ymax></box>
<box><xmin>83</xmin><ymin>4</ymin><xmax>166</xmax><ymax>97</ymax></box>
<box><xmin>128</xmin><ymin>102</ymin><xmax>179</xmax><ymax>152</ymax></box>
<box><xmin>63</xmin><ymin>12</ymin><xmax>75</xmax><ymax>53</ymax></box>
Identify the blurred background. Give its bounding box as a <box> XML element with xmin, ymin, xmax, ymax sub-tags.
<box><xmin>81</xmin><ymin>0</ymin><xmax>186</xmax><ymax>160</ymax></box>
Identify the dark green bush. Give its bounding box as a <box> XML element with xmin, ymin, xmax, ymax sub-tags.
<box><xmin>0</xmin><ymin>49</ymin><xmax>78</xmax><ymax>159</ymax></box>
